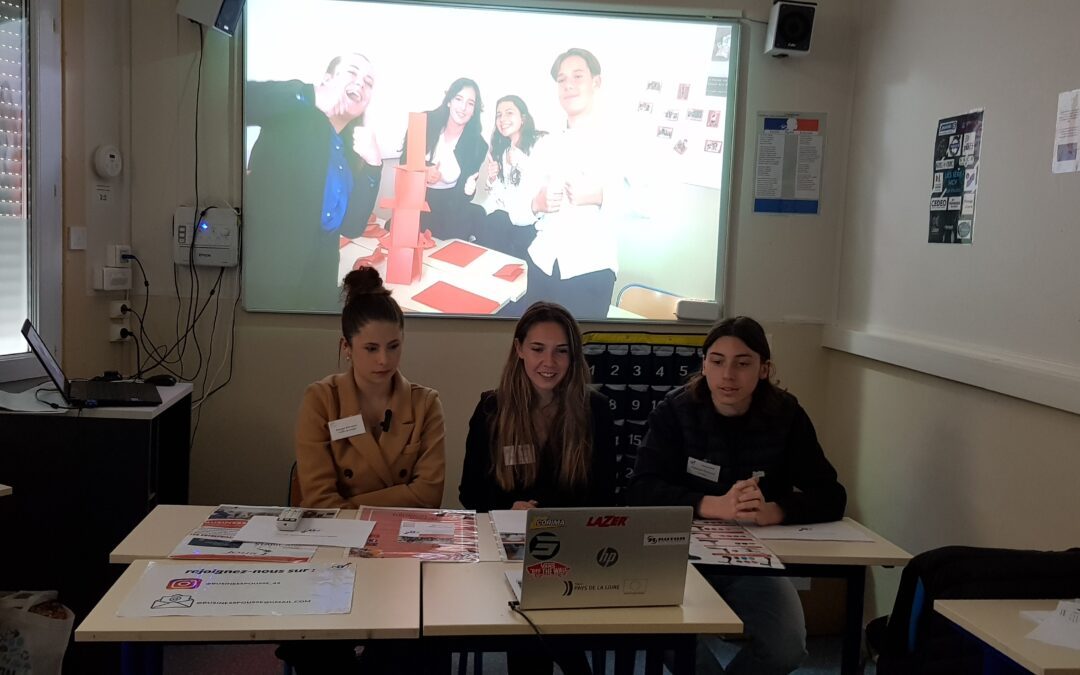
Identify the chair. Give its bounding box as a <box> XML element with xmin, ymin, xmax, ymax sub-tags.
<box><xmin>867</xmin><ymin>545</ymin><xmax>1080</xmax><ymax>675</ymax></box>
<box><xmin>615</xmin><ymin>284</ymin><xmax>681</xmax><ymax>320</ymax></box>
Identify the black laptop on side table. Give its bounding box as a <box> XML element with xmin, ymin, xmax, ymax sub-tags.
<box><xmin>20</xmin><ymin>319</ymin><xmax>162</xmax><ymax>407</ymax></box>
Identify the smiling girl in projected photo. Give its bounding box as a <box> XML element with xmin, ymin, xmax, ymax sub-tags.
<box><xmin>470</xmin><ymin>94</ymin><xmax>549</xmax><ymax>258</ymax></box>
<box><xmin>396</xmin><ymin>77</ymin><xmax>489</xmax><ymax>242</ymax></box>
<box><xmin>629</xmin><ymin>316</ymin><xmax>847</xmax><ymax>675</ymax></box>
<box><xmin>458</xmin><ymin>301</ymin><xmax>617</xmax><ymax>675</ymax></box>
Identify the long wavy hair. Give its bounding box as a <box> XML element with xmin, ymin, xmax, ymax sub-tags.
<box><xmin>489</xmin><ymin>95</ymin><xmax>546</xmax><ymax>183</ymax></box>
<box><xmin>427</xmin><ymin>77</ymin><xmax>484</xmax><ymax>143</ymax></box>
<box><xmin>492</xmin><ymin>302</ymin><xmax>592</xmax><ymax>492</ymax></box>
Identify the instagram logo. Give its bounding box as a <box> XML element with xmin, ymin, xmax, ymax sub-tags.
<box><xmin>166</xmin><ymin>578</ymin><xmax>202</xmax><ymax>590</ymax></box>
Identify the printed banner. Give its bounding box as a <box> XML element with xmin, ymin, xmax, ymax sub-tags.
<box><xmin>169</xmin><ymin>504</ymin><xmax>338</xmax><ymax>563</ymax></box>
<box><xmin>117</xmin><ymin>561</ymin><xmax>354</xmax><ymax>617</ymax></box>
<box><xmin>347</xmin><ymin>508</ymin><xmax>479</xmax><ymax>561</ymax></box>
<box><xmin>688</xmin><ymin>520</ymin><xmax>784</xmax><ymax>569</ymax></box>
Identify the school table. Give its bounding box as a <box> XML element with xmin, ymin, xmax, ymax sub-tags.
<box><xmin>935</xmin><ymin>599</ymin><xmax>1080</xmax><ymax>675</ymax></box>
<box><xmin>422</xmin><ymin>560</ymin><xmax>742</xmax><ymax>675</ymax></box>
<box><xmin>104</xmin><ymin>506</ymin><xmax>908</xmax><ymax>674</ymax></box>
<box><xmin>695</xmin><ymin>517</ymin><xmax>912</xmax><ymax>675</ymax></box>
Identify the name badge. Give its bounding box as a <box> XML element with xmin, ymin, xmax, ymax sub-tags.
<box><xmin>503</xmin><ymin>445</ymin><xmax>536</xmax><ymax>466</ymax></box>
<box><xmin>328</xmin><ymin>414</ymin><xmax>366</xmax><ymax>441</ymax></box>
<box><xmin>687</xmin><ymin>456</ymin><xmax>721</xmax><ymax>482</ymax></box>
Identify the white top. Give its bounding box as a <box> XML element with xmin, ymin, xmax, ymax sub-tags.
<box><xmin>935</xmin><ymin>599</ymin><xmax>1080</xmax><ymax>675</ymax></box>
<box><xmin>429</xmin><ymin>132</ymin><xmax>462</xmax><ymax>189</ymax></box>
<box><xmin>476</xmin><ymin>140</ymin><xmax>546</xmax><ymax>225</ymax></box>
<box><xmin>524</xmin><ymin>117</ymin><xmax>630</xmax><ymax>280</ymax></box>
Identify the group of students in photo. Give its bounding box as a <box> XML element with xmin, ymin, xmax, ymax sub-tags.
<box><xmin>288</xmin><ymin>266</ymin><xmax>848</xmax><ymax>674</ymax></box>
<box><xmin>247</xmin><ymin>47</ymin><xmax>629</xmax><ymax>319</ymax></box>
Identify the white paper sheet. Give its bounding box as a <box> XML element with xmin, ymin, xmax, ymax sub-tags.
<box><xmin>1053</xmin><ymin>89</ymin><xmax>1080</xmax><ymax>174</ymax></box>
<box><xmin>117</xmin><ymin>561</ymin><xmax>355</xmax><ymax>617</ymax></box>
<box><xmin>491</xmin><ymin>510</ymin><xmax>528</xmax><ymax>534</ymax></box>
<box><xmin>1025</xmin><ymin>599</ymin><xmax>1080</xmax><ymax>651</ymax></box>
<box><xmin>232</xmin><ymin>516</ymin><xmax>375</xmax><ymax>549</ymax></box>
<box><xmin>743</xmin><ymin>520</ymin><xmax>874</xmax><ymax>542</ymax></box>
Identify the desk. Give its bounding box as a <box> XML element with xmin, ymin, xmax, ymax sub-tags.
<box><xmin>423</xmin><ymin>561</ymin><xmax>741</xmax><ymax>675</ymax></box>
<box><xmin>701</xmin><ymin>517</ymin><xmax>911</xmax><ymax>675</ymax></box>
<box><xmin>935</xmin><ymin>600</ymin><xmax>1080</xmax><ymax>675</ymax></box>
<box><xmin>76</xmin><ymin>558</ymin><xmax>419</xmax><ymax>643</ymax></box>
<box><xmin>105</xmin><ymin>506</ymin><xmax>905</xmax><ymax>674</ymax></box>
<box><xmin>110</xmin><ymin>504</ymin><xmax>502</xmax><ymax>564</ymax></box>
<box><xmin>0</xmin><ymin>384</ymin><xmax>192</xmax><ymax>673</ymax></box>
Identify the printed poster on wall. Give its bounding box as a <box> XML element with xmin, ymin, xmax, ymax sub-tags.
<box><xmin>929</xmin><ymin>110</ymin><xmax>983</xmax><ymax>244</ymax></box>
<box><xmin>753</xmin><ymin>112</ymin><xmax>825</xmax><ymax>214</ymax></box>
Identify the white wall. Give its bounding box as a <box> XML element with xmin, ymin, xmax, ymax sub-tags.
<box><xmin>829</xmin><ymin>0</ymin><xmax>1080</xmax><ymax>617</ymax></box>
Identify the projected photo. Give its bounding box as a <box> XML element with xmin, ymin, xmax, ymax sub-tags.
<box><xmin>244</xmin><ymin>0</ymin><xmax>735</xmax><ymax>319</ymax></box>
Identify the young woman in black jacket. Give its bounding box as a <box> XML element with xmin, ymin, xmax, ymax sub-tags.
<box><xmin>459</xmin><ymin>301</ymin><xmax>616</xmax><ymax>675</ymax></box>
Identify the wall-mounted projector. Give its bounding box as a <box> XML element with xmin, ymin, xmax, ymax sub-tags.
<box><xmin>173</xmin><ymin>206</ymin><xmax>240</xmax><ymax>267</ymax></box>
<box><xmin>176</xmin><ymin>0</ymin><xmax>246</xmax><ymax>36</ymax></box>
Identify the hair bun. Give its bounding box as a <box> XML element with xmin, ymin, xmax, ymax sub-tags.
<box><xmin>342</xmin><ymin>267</ymin><xmax>389</xmax><ymax>305</ymax></box>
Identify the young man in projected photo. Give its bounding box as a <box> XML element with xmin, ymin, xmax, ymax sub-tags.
<box><xmin>512</xmin><ymin>47</ymin><xmax>625</xmax><ymax>320</ymax></box>
<box><xmin>245</xmin><ymin>52</ymin><xmax>384</xmax><ymax>312</ymax></box>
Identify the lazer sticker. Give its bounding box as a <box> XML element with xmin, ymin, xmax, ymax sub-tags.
<box><xmin>586</xmin><ymin>516</ymin><xmax>628</xmax><ymax>527</ymax></box>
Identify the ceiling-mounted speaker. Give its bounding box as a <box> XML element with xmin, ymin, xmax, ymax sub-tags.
<box><xmin>764</xmin><ymin>1</ymin><xmax>817</xmax><ymax>58</ymax></box>
<box><xmin>177</xmin><ymin>0</ymin><xmax>245</xmax><ymax>37</ymax></box>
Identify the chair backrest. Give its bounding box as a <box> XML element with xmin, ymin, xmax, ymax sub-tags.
<box><xmin>288</xmin><ymin>461</ymin><xmax>302</xmax><ymax>507</ymax></box>
<box><xmin>872</xmin><ymin>545</ymin><xmax>1080</xmax><ymax>675</ymax></box>
<box><xmin>615</xmin><ymin>284</ymin><xmax>680</xmax><ymax>320</ymax></box>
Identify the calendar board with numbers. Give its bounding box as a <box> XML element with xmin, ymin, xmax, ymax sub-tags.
<box><xmin>582</xmin><ymin>332</ymin><xmax>707</xmax><ymax>503</ymax></box>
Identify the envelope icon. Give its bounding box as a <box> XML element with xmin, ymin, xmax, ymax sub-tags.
<box><xmin>151</xmin><ymin>594</ymin><xmax>195</xmax><ymax>609</ymax></box>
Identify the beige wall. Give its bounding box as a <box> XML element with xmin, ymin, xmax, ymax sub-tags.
<box><xmin>829</xmin><ymin>0</ymin><xmax>1080</xmax><ymax>617</ymax></box>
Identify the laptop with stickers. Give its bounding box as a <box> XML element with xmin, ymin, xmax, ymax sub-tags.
<box><xmin>506</xmin><ymin>506</ymin><xmax>693</xmax><ymax>610</ymax></box>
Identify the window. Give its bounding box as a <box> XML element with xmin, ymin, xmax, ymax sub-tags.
<box><xmin>0</xmin><ymin>0</ymin><xmax>61</xmax><ymax>383</ymax></box>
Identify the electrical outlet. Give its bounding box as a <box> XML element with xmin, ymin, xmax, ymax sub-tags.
<box><xmin>109</xmin><ymin>300</ymin><xmax>127</xmax><ymax>319</ymax></box>
<box><xmin>109</xmin><ymin>319</ymin><xmax>130</xmax><ymax>342</ymax></box>
<box><xmin>94</xmin><ymin>266</ymin><xmax>132</xmax><ymax>291</ymax></box>
<box><xmin>107</xmin><ymin>244</ymin><xmax>132</xmax><ymax>267</ymax></box>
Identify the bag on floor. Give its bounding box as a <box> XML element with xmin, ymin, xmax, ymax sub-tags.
<box><xmin>0</xmin><ymin>590</ymin><xmax>75</xmax><ymax>675</ymax></box>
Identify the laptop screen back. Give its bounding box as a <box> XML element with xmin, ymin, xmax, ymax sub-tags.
<box><xmin>20</xmin><ymin>319</ymin><xmax>69</xmax><ymax>396</ymax></box>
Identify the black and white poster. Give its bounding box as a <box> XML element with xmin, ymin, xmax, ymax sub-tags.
<box><xmin>928</xmin><ymin>110</ymin><xmax>983</xmax><ymax>244</ymax></box>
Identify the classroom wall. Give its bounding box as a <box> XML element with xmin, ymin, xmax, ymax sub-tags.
<box><xmin>60</xmin><ymin>0</ymin><xmax>859</xmax><ymax>509</ymax></box>
<box><xmin>827</xmin><ymin>0</ymin><xmax>1080</xmax><ymax>617</ymax></box>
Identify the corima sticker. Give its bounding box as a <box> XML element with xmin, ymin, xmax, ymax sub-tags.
<box><xmin>530</xmin><ymin>517</ymin><xmax>565</xmax><ymax>529</ymax></box>
<box><xmin>643</xmin><ymin>532</ymin><xmax>690</xmax><ymax>546</ymax></box>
